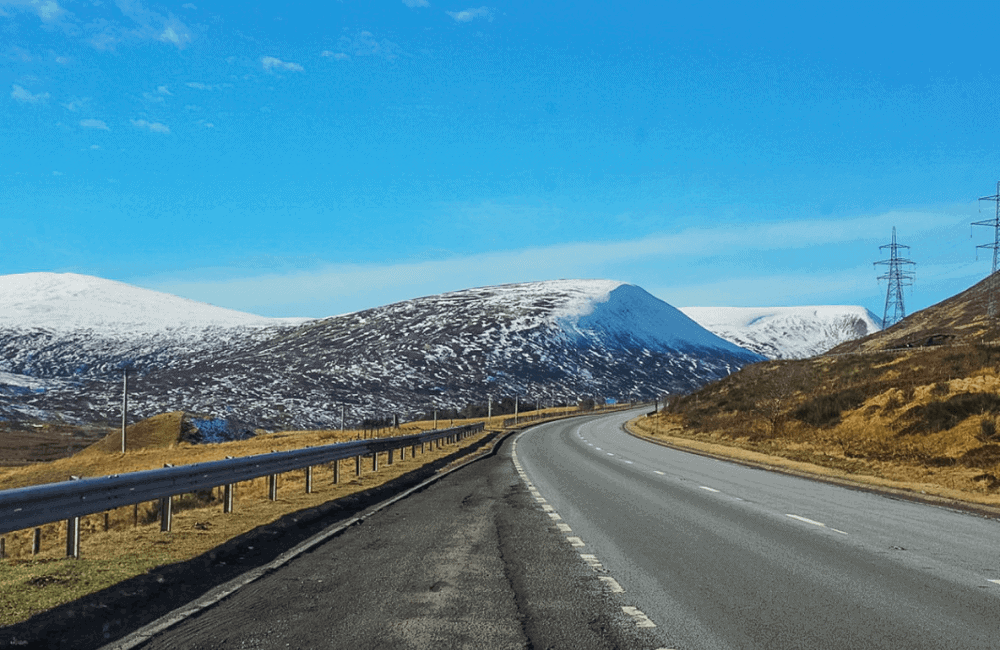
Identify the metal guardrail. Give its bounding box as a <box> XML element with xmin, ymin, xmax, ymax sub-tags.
<box><xmin>0</xmin><ymin>423</ymin><xmax>483</xmax><ymax>537</ymax></box>
<box><xmin>500</xmin><ymin>403</ymin><xmax>637</xmax><ymax>428</ymax></box>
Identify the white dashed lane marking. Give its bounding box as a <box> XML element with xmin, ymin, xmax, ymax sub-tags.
<box><xmin>556</xmin><ymin>523</ymin><xmax>572</xmax><ymax>533</ymax></box>
<box><xmin>653</xmin><ymin>471</ymin><xmax>665</xmax><ymax>475</ymax></box>
<box><xmin>699</xmin><ymin>486</ymin><xmax>720</xmax><ymax>493</ymax></box>
<box><xmin>988</xmin><ymin>579</ymin><xmax>1000</xmax><ymax>585</ymax></box>
<box><xmin>621</xmin><ymin>606</ymin><xmax>657</xmax><ymax>628</ymax></box>
<box><xmin>599</xmin><ymin>576</ymin><xmax>624</xmax><ymax>593</ymax></box>
<box><xmin>566</xmin><ymin>536</ymin><xmax>585</xmax><ymax>547</ymax></box>
<box><xmin>786</xmin><ymin>514</ymin><xmax>849</xmax><ymax>535</ymax></box>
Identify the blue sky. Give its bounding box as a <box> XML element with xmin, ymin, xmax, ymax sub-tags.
<box><xmin>4</xmin><ymin>1</ymin><xmax>1000</xmax><ymax>318</ymax></box>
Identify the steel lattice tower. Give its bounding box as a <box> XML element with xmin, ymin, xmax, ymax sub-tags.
<box><xmin>974</xmin><ymin>181</ymin><xmax>1000</xmax><ymax>317</ymax></box>
<box><xmin>874</xmin><ymin>227</ymin><xmax>915</xmax><ymax>328</ymax></box>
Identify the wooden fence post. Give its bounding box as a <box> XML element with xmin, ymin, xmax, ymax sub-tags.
<box><xmin>32</xmin><ymin>527</ymin><xmax>41</xmax><ymax>555</ymax></box>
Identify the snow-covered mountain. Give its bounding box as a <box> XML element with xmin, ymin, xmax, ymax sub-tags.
<box><xmin>0</xmin><ymin>274</ymin><xmax>763</xmax><ymax>429</ymax></box>
<box><xmin>679</xmin><ymin>306</ymin><xmax>882</xmax><ymax>359</ymax></box>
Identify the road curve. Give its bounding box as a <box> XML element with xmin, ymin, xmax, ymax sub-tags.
<box><xmin>515</xmin><ymin>409</ymin><xmax>1000</xmax><ymax>649</ymax></box>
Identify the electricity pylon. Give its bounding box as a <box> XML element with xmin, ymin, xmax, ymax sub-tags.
<box><xmin>874</xmin><ymin>227</ymin><xmax>915</xmax><ymax>328</ymax></box>
<box><xmin>975</xmin><ymin>181</ymin><xmax>1000</xmax><ymax>317</ymax></box>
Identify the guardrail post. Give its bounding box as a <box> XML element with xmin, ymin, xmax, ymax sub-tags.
<box><xmin>0</xmin><ymin>537</ymin><xmax>5</xmax><ymax>560</ymax></box>
<box><xmin>387</xmin><ymin>448</ymin><xmax>394</xmax><ymax>465</ymax></box>
<box><xmin>399</xmin><ymin>445</ymin><xmax>405</xmax><ymax>461</ymax></box>
<box><xmin>66</xmin><ymin>516</ymin><xmax>80</xmax><ymax>557</ymax></box>
<box><xmin>104</xmin><ymin>512</ymin><xmax>110</xmax><ymax>531</ymax></box>
<box><xmin>420</xmin><ymin>441</ymin><xmax>425</xmax><ymax>453</ymax></box>
<box><xmin>160</xmin><ymin>496</ymin><xmax>173</xmax><ymax>532</ymax></box>
<box><xmin>333</xmin><ymin>459</ymin><xmax>340</xmax><ymax>484</ymax></box>
<box><xmin>305</xmin><ymin>466</ymin><xmax>313</xmax><ymax>494</ymax></box>
<box><xmin>32</xmin><ymin>527</ymin><xmax>41</xmax><ymax>554</ymax></box>
<box><xmin>372</xmin><ymin>451</ymin><xmax>379</xmax><ymax>472</ymax></box>
<box><xmin>412</xmin><ymin>443</ymin><xmax>417</xmax><ymax>457</ymax></box>
<box><xmin>269</xmin><ymin>474</ymin><xmax>278</xmax><ymax>501</ymax></box>
<box><xmin>356</xmin><ymin>454</ymin><xmax>362</xmax><ymax>476</ymax></box>
<box><xmin>223</xmin><ymin>484</ymin><xmax>234</xmax><ymax>513</ymax></box>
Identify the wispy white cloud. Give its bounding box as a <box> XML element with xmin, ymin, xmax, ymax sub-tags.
<box><xmin>158</xmin><ymin>22</ymin><xmax>190</xmax><ymax>48</ymax></box>
<box><xmin>446</xmin><ymin>6</ymin><xmax>492</xmax><ymax>22</ymax></box>
<box><xmin>261</xmin><ymin>56</ymin><xmax>304</xmax><ymax>73</ymax></box>
<box><xmin>186</xmin><ymin>82</ymin><xmax>214</xmax><ymax>90</ymax></box>
<box><xmin>11</xmin><ymin>84</ymin><xmax>49</xmax><ymax>103</ymax></box>
<box><xmin>402</xmin><ymin>0</ymin><xmax>430</xmax><ymax>7</ymax></box>
<box><xmin>1</xmin><ymin>0</ymin><xmax>67</xmax><ymax>22</ymax></box>
<box><xmin>131</xmin><ymin>118</ymin><xmax>170</xmax><ymax>133</ymax></box>
<box><xmin>51</xmin><ymin>170</ymin><xmax>63</xmax><ymax>176</ymax></box>
<box><xmin>62</xmin><ymin>97</ymin><xmax>89</xmax><ymax>111</ymax></box>
<box><xmin>336</xmin><ymin>31</ymin><xmax>403</xmax><ymax>61</ymax></box>
<box><xmin>321</xmin><ymin>50</ymin><xmax>350</xmax><ymax>60</ymax></box>
<box><xmin>182</xmin><ymin>3</ymin><xmax>196</xmax><ymax>9</ymax></box>
<box><xmin>79</xmin><ymin>118</ymin><xmax>109</xmax><ymax>129</ymax></box>
<box><xmin>54</xmin><ymin>55</ymin><xmax>70</xmax><ymax>64</ymax></box>
<box><xmin>145</xmin><ymin>211</ymin><xmax>954</xmax><ymax>317</ymax></box>
<box><xmin>157</xmin><ymin>85</ymin><xmax>171</xmax><ymax>95</ymax></box>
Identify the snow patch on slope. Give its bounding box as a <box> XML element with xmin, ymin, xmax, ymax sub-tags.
<box><xmin>680</xmin><ymin>305</ymin><xmax>882</xmax><ymax>359</ymax></box>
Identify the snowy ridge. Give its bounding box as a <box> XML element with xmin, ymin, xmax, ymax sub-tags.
<box><xmin>0</xmin><ymin>275</ymin><xmax>764</xmax><ymax>430</ymax></box>
<box><xmin>680</xmin><ymin>306</ymin><xmax>882</xmax><ymax>359</ymax></box>
<box><xmin>0</xmin><ymin>272</ymin><xmax>309</xmax><ymax>334</ymax></box>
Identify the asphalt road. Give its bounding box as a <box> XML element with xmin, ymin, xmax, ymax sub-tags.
<box><xmin>133</xmin><ymin>417</ymin><xmax>661</xmax><ymax>650</ymax></box>
<box><xmin>131</xmin><ymin>410</ymin><xmax>1000</xmax><ymax>649</ymax></box>
<box><xmin>515</xmin><ymin>410</ymin><xmax>1000</xmax><ymax>649</ymax></box>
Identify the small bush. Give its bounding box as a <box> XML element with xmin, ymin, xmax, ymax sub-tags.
<box><xmin>906</xmin><ymin>393</ymin><xmax>1000</xmax><ymax>434</ymax></box>
<box><xmin>930</xmin><ymin>382</ymin><xmax>950</xmax><ymax>397</ymax></box>
<box><xmin>792</xmin><ymin>388</ymin><xmax>869</xmax><ymax>428</ymax></box>
<box><xmin>980</xmin><ymin>418</ymin><xmax>998</xmax><ymax>442</ymax></box>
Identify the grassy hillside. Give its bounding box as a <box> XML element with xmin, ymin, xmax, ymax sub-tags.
<box><xmin>638</xmin><ymin>343</ymin><xmax>1000</xmax><ymax>507</ymax></box>
<box><xmin>638</xmin><ymin>274</ymin><xmax>1000</xmax><ymax>509</ymax></box>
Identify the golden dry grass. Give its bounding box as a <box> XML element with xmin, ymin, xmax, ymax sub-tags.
<box><xmin>0</xmin><ymin>405</ymin><xmax>593</xmax><ymax>626</ymax></box>
<box><xmin>642</xmin><ymin>346</ymin><xmax>1000</xmax><ymax>510</ymax></box>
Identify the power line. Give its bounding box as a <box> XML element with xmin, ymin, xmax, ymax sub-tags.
<box><xmin>974</xmin><ymin>180</ymin><xmax>1000</xmax><ymax>317</ymax></box>
<box><xmin>874</xmin><ymin>226</ymin><xmax>915</xmax><ymax>328</ymax></box>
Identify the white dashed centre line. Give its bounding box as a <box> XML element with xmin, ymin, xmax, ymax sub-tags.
<box><xmin>623</xmin><ymin>460</ymin><xmax>633</xmax><ymax>464</ymax></box>
<box><xmin>699</xmin><ymin>486</ymin><xmax>720</xmax><ymax>493</ymax></box>
<box><xmin>599</xmin><ymin>576</ymin><xmax>624</xmax><ymax>593</ymax></box>
<box><xmin>548</xmin><ymin>512</ymin><xmax>562</xmax><ymax>520</ymax></box>
<box><xmin>566</xmin><ymin>536</ymin><xmax>585</xmax><ymax>547</ymax></box>
<box><xmin>989</xmin><ymin>579</ymin><xmax>1000</xmax><ymax>585</ymax></box>
<box><xmin>541</xmin><ymin>504</ymin><xmax>554</xmax><ymax>512</ymax></box>
<box><xmin>621</xmin><ymin>606</ymin><xmax>657</xmax><ymax>628</ymax></box>
<box><xmin>556</xmin><ymin>523</ymin><xmax>572</xmax><ymax>533</ymax></box>
<box><xmin>653</xmin><ymin>470</ymin><xmax>665</xmax><ymax>475</ymax></box>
